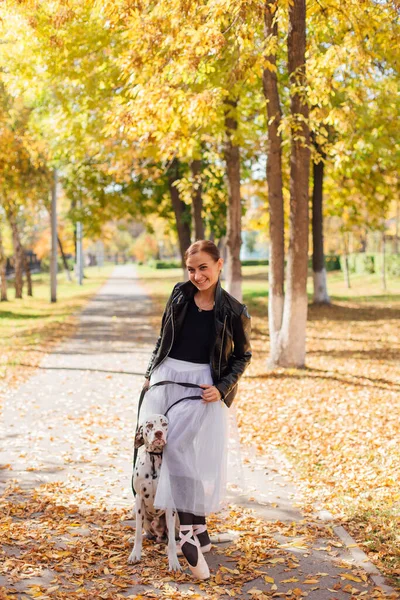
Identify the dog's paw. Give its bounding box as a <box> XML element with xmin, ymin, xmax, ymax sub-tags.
<box><xmin>168</xmin><ymin>555</ymin><xmax>182</xmax><ymax>572</ymax></box>
<box><xmin>128</xmin><ymin>548</ymin><xmax>141</xmax><ymax>564</ymax></box>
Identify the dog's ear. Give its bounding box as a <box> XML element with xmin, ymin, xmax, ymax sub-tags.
<box><xmin>134</xmin><ymin>425</ymin><xmax>144</xmax><ymax>449</ymax></box>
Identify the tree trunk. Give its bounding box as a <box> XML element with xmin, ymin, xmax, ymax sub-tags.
<box><xmin>343</xmin><ymin>232</ymin><xmax>351</xmax><ymax>289</ymax></box>
<box><xmin>359</xmin><ymin>227</ymin><xmax>367</xmax><ymax>253</ymax></box>
<box><xmin>58</xmin><ymin>236</ymin><xmax>73</xmax><ymax>281</ymax></box>
<box><xmin>167</xmin><ymin>158</ymin><xmax>191</xmax><ymax>276</ymax></box>
<box><xmin>312</xmin><ymin>159</ymin><xmax>330</xmax><ymax>304</ymax></box>
<box><xmin>7</xmin><ymin>208</ymin><xmax>23</xmax><ymax>299</ymax></box>
<box><xmin>224</xmin><ymin>99</ymin><xmax>242</xmax><ymax>301</ymax></box>
<box><xmin>51</xmin><ymin>168</ymin><xmax>58</xmax><ymax>302</ymax></box>
<box><xmin>217</xmin><ymin>236</ymin><xmax>227</xmax><ymax>280</ymax></box>
<box><xmin>22</xmin><ymin>250</ymin><xmax>33</xmax><ymax>296</ymax></box>
<box><xmin>0</xmin><ymin>225</ymin><xmax>8</xmax><ymax>301</ymax></box>
<box><xmin>381</xmin><ymin>230</ymin><xmax>386</xmax><ymax>291</ymax></box>
<box><xmin>275</xmin><ymin>0</ymin><xmax>310</xmax><ymax>367</ymax></box>
<box><xmin>191</xmin><ymin>159</ymin><xmax>205</xmax><ymax>240</ymax></box>
<box><xmin>263</xmin><ymin>0</ymin><xmax>285</xmax><ymax>354</ymax></box>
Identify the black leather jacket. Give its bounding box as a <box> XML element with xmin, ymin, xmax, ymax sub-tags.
<box><xmin>145</xmin><ymin>278</ymin><xmax>252</xmax><ymax>407</ymax></box>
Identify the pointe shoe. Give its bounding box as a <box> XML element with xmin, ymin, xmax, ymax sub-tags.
<box><xmin>176</xmin><ymin>524</ymin><xmax>212</xmax><ymax>556</ymax></box>
<box><xmin>176</xmin><ymin>540</ymin><xmax>211</xmax><ymax>556</ymax></box>
<box><xmin>179</xmin><ymin>525</ymin><xmax>210</xmax><ymax>580</ymax></box>
<box><xmin>193</xmin><ymin>524</ymin><xmax>212</xmax><ymax>553</ymax></box>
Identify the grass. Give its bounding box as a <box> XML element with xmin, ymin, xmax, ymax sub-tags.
<box><xmin>135</xmin><ymin>263</ymin><xmax>400</xmax><ymax>306</ymax></box>
<box><xmin>0</xmin><ymin>265</ymin><xmax>114</xmax><ymax>391</ymax></box>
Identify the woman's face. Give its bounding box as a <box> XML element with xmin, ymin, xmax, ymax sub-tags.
<box><xmin>186</xmin><ymin>251</ymin><xmax>223</xmax><ymax>292</ymax></box>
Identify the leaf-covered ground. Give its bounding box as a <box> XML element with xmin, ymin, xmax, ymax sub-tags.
<box><xmin>1</xmin><ymin>265</ymin><xmax>399</xmax><ymax>598</ymax></box>
<box><xmin>238</xmin><ymin>297</ymin><xmax>400</xmax><ymax>588</ymax></box>
<box><xmin>1</xmin><ymin>478</ymin><xmax>396</xmax><ymax>599</ymax></box>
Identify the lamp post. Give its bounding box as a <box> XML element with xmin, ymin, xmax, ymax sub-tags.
<box><xmin>50</xmin><ymin>169</ymin><xmax>58</xmax><ymax>302</ymax></box>
<box><xmin>76</xmin><ymin>208</ymin><xmax>83</xmax><ymax>285</ymax></box>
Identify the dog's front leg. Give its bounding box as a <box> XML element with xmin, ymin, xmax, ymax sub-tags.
<box><xmin>128</xmin><ymin>495</ymin><xmax>144</xmax><ymax>564</ymax></box>
<box><xmin>166</xmin><ymin>509</ymin><xmax>181</xmax><ymax>572</ymax></box>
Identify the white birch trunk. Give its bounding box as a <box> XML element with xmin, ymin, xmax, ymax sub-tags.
<box><xmin>313</xmin><ymin>269</ymin><xmax>330</xmax><ymax>304</ymax></box>
<box><xmin>274</xmin><ymin>293</ymin><xmax>308</xmax><ymax>367</ymax></box>
<box><xmin>263</xmin><ymin>0</ymin><xmax>285</xmax><ymax>363</ymax></box>
<box><xmin>275</xmin><ymin>0</ymin><xmax>310</xmax><ymax>368</ymax></box>
<box><xmin>267</xmin><ymin>292</ymin><xmax>284</xmax><ymax>367</ymax></box>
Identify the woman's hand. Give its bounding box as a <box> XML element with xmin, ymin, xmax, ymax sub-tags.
<box><xmin>200</xmin><ymin>384</ymin><xmax>222</xmax><ymax>403</ymax></box>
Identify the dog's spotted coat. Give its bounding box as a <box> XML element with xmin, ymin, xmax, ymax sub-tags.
<box><xmin>129</xmin><ymin>414</ymin><xmax>180</xmax><ymax>571</ymax></box>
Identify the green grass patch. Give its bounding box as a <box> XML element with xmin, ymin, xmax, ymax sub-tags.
<box><xmin>135</xmin><ymin>263</ymin><xmax>400</xmax><ymax>315</ymax></box>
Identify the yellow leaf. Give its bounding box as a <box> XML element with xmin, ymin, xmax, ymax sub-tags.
<box><xmin>220</xmin><ymin>566</ymin><xmax>239</xmax><ymax>574</ymax></box>
<box><xmin>343</xmin><ymin>584</ymin><xmax>359</xmax><ymax>593</ymax></box>
<box><xmin>264</xmin><ymin>575</ymin><xmax>275</xmax><ymax>583</ymax></box>
<box><xmin>341</xmin><ymin>573</ymin><xmax>362</xmax><ymax>582</ymax></box>
<box><xmin>269</xmin><ymin>558</ymin><xmax>285</xmax><ymax>564</ymax></box>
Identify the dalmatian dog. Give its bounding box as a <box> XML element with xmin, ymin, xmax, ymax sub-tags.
<box><xmin>128</xmin><ymin>414</ymin><xmax>181</xmax><ymax>572</ymax></box>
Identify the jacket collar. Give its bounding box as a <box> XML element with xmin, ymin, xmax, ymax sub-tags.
<box><xmin>179</xmin><ymin>278</ymin><xmax>224</xmax><ymax>318</ymax></box>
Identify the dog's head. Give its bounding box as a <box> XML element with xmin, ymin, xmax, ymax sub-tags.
<box><xmin>135</xmin><ymin>414</ymin><xmax>169</xmax><ymax>452</ymax></box>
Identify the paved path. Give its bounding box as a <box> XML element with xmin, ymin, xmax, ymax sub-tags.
<box><xmin>0</xmin><ymin>266</ymin><xmax>397</xmax><ymax>599</ymax></box>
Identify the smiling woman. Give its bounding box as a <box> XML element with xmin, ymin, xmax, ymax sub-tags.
<box><xmin>133</xmin><ymin>239</ymin><xmax>252</xmax><ymax>580</ymax></box>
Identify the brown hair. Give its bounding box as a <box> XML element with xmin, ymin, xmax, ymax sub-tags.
<box><xmin>184</xmin><ymin>240</ymin><xmax>220</xmax><ymax>263</ymax></box>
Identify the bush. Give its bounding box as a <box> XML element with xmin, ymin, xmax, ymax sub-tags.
<box><xmin>146</xmin><ymin>253</ymin><xmax>400</xmax><ymax>275</ymax></box>
<box><xmin>242</xmin><ymin>256</ymin><xmax>339</xmax><ymax>270</ymax></box>
<box><xmin>147</xmin><ymin>258</ymin><xmax>270</xmax><ymax>269</ymax></box>
<box><xmin>40</xmin><ymin>256</ymin><xmax>74</xmax><ymax>273</ymax></box>
<box><xmin>241</xmin><ymin>259</ymin><xmax>269</xmax><ymax>266</ymax></box>
<box><xmin>386</xmin><ymin>254</ymin><xmax>400</xmax><ymax>276</ymax></box>
<box><xmin>307</xmin><ymin>255</ymin><xmax>341</xmax><ymax>272</ymax></box>
<box><xmin>147</xmin><ymin>259</ymin><xmax>181</xmax><ymax>269</ymax></box>
<box><xmin>325</xmin><ymin>255</ymin><xmax>341</xmax><ymax>271</ymax></box>
<box><xmin>339</xmin><ymin>253</ymin><xmax>400</xmax><ymax>276</ymax></box>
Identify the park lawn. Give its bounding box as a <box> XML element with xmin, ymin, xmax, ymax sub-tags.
<box><xmin>0</xmin><ymin>265</ymin><xmax>115</xmax><ymax>394</ymax></box>
<box><xmin>136</xmin><ymin>264</ymin><xmax>400</xmax><ymax>590</ymax></box>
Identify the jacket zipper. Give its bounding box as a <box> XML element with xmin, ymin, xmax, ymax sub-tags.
<box><xmin>218</xmin><ymin>315</ymin><xmax>227</xmax><ymax>380</ymax></box>
<box><xmin>153</xmin><ymin>307</ymin><xmax>175</xmax><ymax>373</ymax></box>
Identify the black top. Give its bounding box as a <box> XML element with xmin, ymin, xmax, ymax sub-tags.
<box><xmin>168</xmin><ymin>297</ymin><xmax>215</xmax><ymax>364</ymax></box>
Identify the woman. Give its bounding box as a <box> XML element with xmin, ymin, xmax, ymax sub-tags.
<box><xmin>136</xmin><ymin>240</ymin><xmax>251</xmax><ymax>579</ymax></box>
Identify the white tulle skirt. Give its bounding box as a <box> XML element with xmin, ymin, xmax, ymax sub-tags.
<box><xmin>138</xmin><ymin>357</ymin><xmax>243</xmax><ymax>516</ymax></box>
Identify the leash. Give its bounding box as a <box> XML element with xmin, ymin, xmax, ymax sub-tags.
<box><xmin>136</xmin><ymin>379</ymin><xmax>205</xmax><ymax>419</ymax></box>
<box><xmin>148</xmin><ymin>451</ymin><xmax>163</xmax><ymax>479</ymax></box>
<box><xmin>131</xmin><ymin>380</ymin><xmax>205</xmax><ymax>496</ymax></box>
